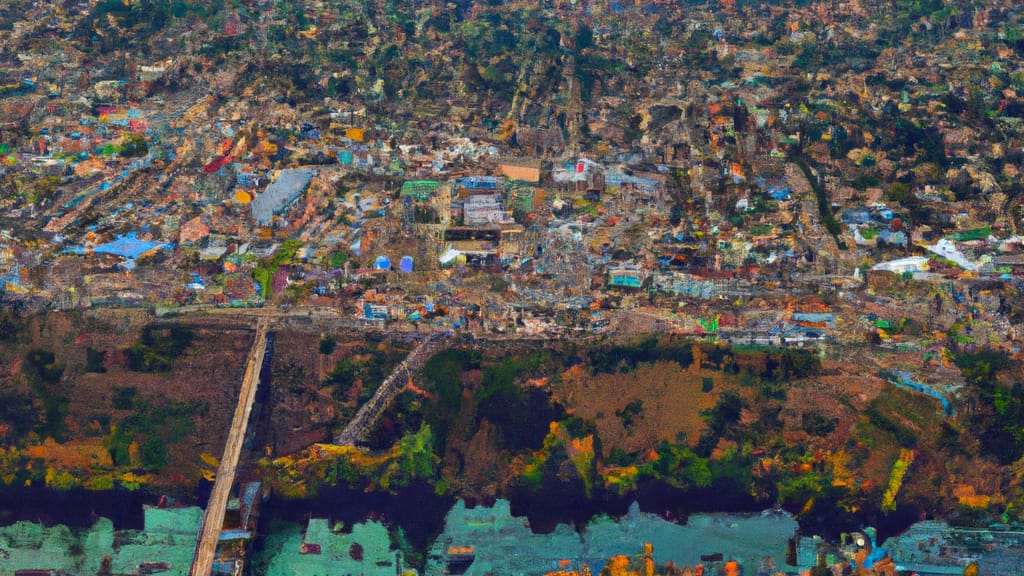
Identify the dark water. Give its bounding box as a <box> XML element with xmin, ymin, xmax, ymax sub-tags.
<box><xmin>861</xmin><ymin>502</ymin><xmax>928</xmax><ymax>544</ymax></box>
<box><xmin>509</xmin><ymin>477</ymin><xmax>920</xmax><ymax>545</ymax></box>
<box><xmin>509</xmin><ymin>486</ymin><xmax>634</xmax><ymax>533</ymax></box>
<box><xmin>508</xmin><ymin>479</ymin><xmax>764</xmax><ymax>535</ymax></box>
<box><xmin>0</xmin><ymin>486</ymin><xmax>160</xmax><ymax>530</ymax></box>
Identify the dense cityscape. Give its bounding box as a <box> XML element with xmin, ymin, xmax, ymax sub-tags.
<box><xmin>2</xmin><ymin>0</ymin><xmax>1024</xmax><ymax>574</ymax></box>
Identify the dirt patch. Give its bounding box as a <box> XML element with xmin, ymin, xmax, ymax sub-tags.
<box><xmin>0</xmin><ymin>310</ymin><xmax>254</xmax><ymax>491</ymax></box>
<box><xmin>264</xmin><ymin>330</ymin><xmax>338</xmax><ymax>456</ymax></box>
<box><xmin>262</xmin><ymin>330</ymin><xmax>413</xmax><ymax>457</ymax></box>
<box><xmin>552</xmin><ymin>360</ymin><xmax>745</xmax><ymax>456</ymax></box>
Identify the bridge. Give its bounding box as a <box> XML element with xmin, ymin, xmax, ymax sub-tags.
<box><xmin>190</xmin><ymin>318</ymin><xmax>270</xmax><ymax>576</ymax></box>
<box><xmin>334</xmin><ymin>330</ymin><xmax>451</xmax><ymax>446</ymax></box>
<box><xmin>187</xmin><ymin>318</ymin><xmax>447</xmax><ymax>573</ymax></box>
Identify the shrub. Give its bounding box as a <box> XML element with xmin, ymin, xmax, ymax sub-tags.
<box><xmin>326</xmin><ymin>359</ymin><xmax>356</xmax><ymax>400</ymax></box>
<box><xmin>24</xmin><ymin>348</ymin><xmax>63</xmax><ymax>385</ymax></box>
<box><xmin>319</xmin><ymin>335</ymin><xmax>337</xmax><ymax>355</ymax></box>
<box><xmin>85</xmin><ymin>347</ymin><xmax>107</xmax><ymax>373</ymax></box>
<box><xmin>141</xmin><ymin>437</ymin><xmax>168</xmax><ymax>470</ymax></box>
<box><xmin>615</xmin><ymin>399</ymin><xmax>644</xmax><ymax>430</ymax></box>
<box><xmin>124</xmin><ymin>325</ymin><xmax>194</xmax><ymax>373</ymax></box>
<box><xmin>865</xmin><ymin>402</ymin><xmax>916</xmax><ymax>448</ymax></box>
<box><xmin>702</xmin><ymin>391</ymin><xmax>746</xmax><ymax>436</ymax></box>
<box><xmin>0</xmin><ymin>311</ymin><xmax>22</xmax><ymax>342</ymax></box>
<box><xmin>112</xmin><ymin>387</ymin><xmax>138</xmax><ymax>410</ymax></box>
<box><xmin>801</xmin><ymin>410</ymin><xmax>837</xmax><ymax>436</ymax></box>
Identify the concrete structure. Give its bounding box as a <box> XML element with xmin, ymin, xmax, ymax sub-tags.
<box><xmin>871</xmin><ymin>256</ymin><xmax>930</xmax><ymax>274</ymax></box>
<box><xmin>335</xmin><ymin>331</ymin><xmax>449</xmax><ymax>446</ymax></box>
<box><xmin>251</xmin><ymin>169</ymin><xmax>316</xmax><ymax>226</ymax></box>
<box><xmin>191</xmin><ymin>319</ymin><xmax>269</xmax><ymax>576</ymax></box>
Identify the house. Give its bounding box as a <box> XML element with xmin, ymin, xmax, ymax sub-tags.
<box><xmin>553</xmin><ymin>159</ymin><xmax>605</xmax><ymax>194</ymax></box>
<box><xmin>841</xmin><ymin>207</ymin><xmax>873</xmax><ymax>225</ymax></box>
<box><xmin>451</xmin><ymin>176</ymin><xmax>502</xmax><ymax>199</ymax></box>
<box><xmin>606</xmin><ymin>169</ymin><xmax>663</xmax><ymax>199</ymax></box>
<box><xmin>361</xmin><ymin>301</ymin><xmax>389</xmax><ymax>321</ymax></box>
<box><xmin>178</xmin><ymin>216</ymin><xmax>210</xmax><ymax>244</ymax></box>
<box><xmin>767</xmin><ymin>186</ymin><xmax>792</xmax><ymax>201</ymax></box>
<box><xmin>199</xmin><ymin>235</ymin><xmax>229</xmax><ymax>261</ymax></box>
<box><xmin>462</xmin><ymin>194</ymin><xmax>508</xmax><ymax>226</ymax></box>
<box><xmin>499</xmin><ymin>159</ymin><xmax>542</xmax><ymax>184</ymax></box>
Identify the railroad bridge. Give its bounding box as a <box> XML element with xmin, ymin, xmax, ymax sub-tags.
<box><xmin>334</xmin><ymin>330</ymin><xmax>452</xmax><ymax>446</ymax></box>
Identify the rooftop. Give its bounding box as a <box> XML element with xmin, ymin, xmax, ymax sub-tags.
<box><xmin>251</xmin><ymin>168</ymin><xmax>316</xmax><ymax>226</ymax></box>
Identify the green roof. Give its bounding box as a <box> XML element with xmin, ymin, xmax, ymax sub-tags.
<box><xmin>400</xmin><ymin>180</ymin><xmax>440</xmax><ymax>202</ymax></box>
<box><xmin>948</xmin><ymin>226</ymin><xmax>991</xmax><ymax>242</ymax></box>
<box><xmin>515</xmin><ymin>188</ymin><xmax>534</xmax><ymax>210</ymax></box>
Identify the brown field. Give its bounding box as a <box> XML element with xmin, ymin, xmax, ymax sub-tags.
<box><xmin>551</xmin><ymin>360</ymin><xmax>748</xmax><ymax>456</ymax></box>
<box><xmin>0</xmin><ymin>311</ymin><xmax>253</xmax><ymax>488</ymax></box>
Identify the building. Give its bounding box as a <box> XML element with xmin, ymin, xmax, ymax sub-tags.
<box><xmin>251</xmin><ymin>168</ymin><xmax>316</xmax><ymax>227</ymax></box>
<box><xmin>499</xmin><ymin>159</ymin><xmax>542</xmax><ymax>184</ymax></box>
<box><xmin>400</xmin><ymin>180</ymin><xmax>440</xmax><ymax>202</ymax></box>
<box><xmin>462</xmin><ymin>194</ymin><xmax>507</xmax><ymax>226</ymax></box>
<box><xmin>871</xmin><ymin>256</ymin><xmax>930</xmax><ymax>275</ymax></box>
<box><xmin>608</xmin><ymin>264</ymin><xmax>646</xmax><ymax>288</ymax></box>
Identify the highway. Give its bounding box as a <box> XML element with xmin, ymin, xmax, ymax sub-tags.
<box><xmin>190</xmin><ymin>317</ymin><xmax>269</xmax><ymax>576</ymax></box>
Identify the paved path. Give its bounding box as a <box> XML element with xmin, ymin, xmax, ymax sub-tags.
<box><xmin>190</xmin><ymin>318</ymin><xmax>269</xmax><ymax>576</ymax></box>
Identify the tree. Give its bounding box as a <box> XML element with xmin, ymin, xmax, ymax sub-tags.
<box><xmin>702</xmin><ymin>391</ymin><xmax>746</xmax><ymax>436</ymax></box>
<box><xmin>319</xmin><ymin>335</ymin><xmax>337</xmax><ymax>355</ymax></box>
<box><xmin>381</xmin><ymin>425</ymin><xmax>437</xmax><ymax>490</ymax></box>
<box><xmin>86</xmin><ymin>347</ymin><xmax>108</xmax><ymax>373</ymax></box>
<box><xmin>326</xmin><ymin>359</ymin><xmax>356</xmax><ymax>400</ymax></box>
<box><xmin>141</xmin><ymin>437</ymin><xmax>168</xmax><ymax>470</ymax></box>
<box><xmin>643</xmin><ymin>441</ymin><xmax>712</xmax><ymax>489</ymax></box>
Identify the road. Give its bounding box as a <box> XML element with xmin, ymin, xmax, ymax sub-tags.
<box><xmin>190</xmin><ymin>318</ymin><xmax>269</xmax><ymax>576</ymax></box>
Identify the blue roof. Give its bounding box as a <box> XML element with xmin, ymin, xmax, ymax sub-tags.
<box><xmin>609</xmin><ymin>276</ymin><xmax>642</xmax><ymax>288</ymax></box>
<box><xmin>453</xmin><ymin>176</ymin><xmax>502</xmax><ymax>189</ymax></box>
<box><xmin>68</xmin><ymin>232</ymin><xmax>169</xmax><ymax>260</ymax></box>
